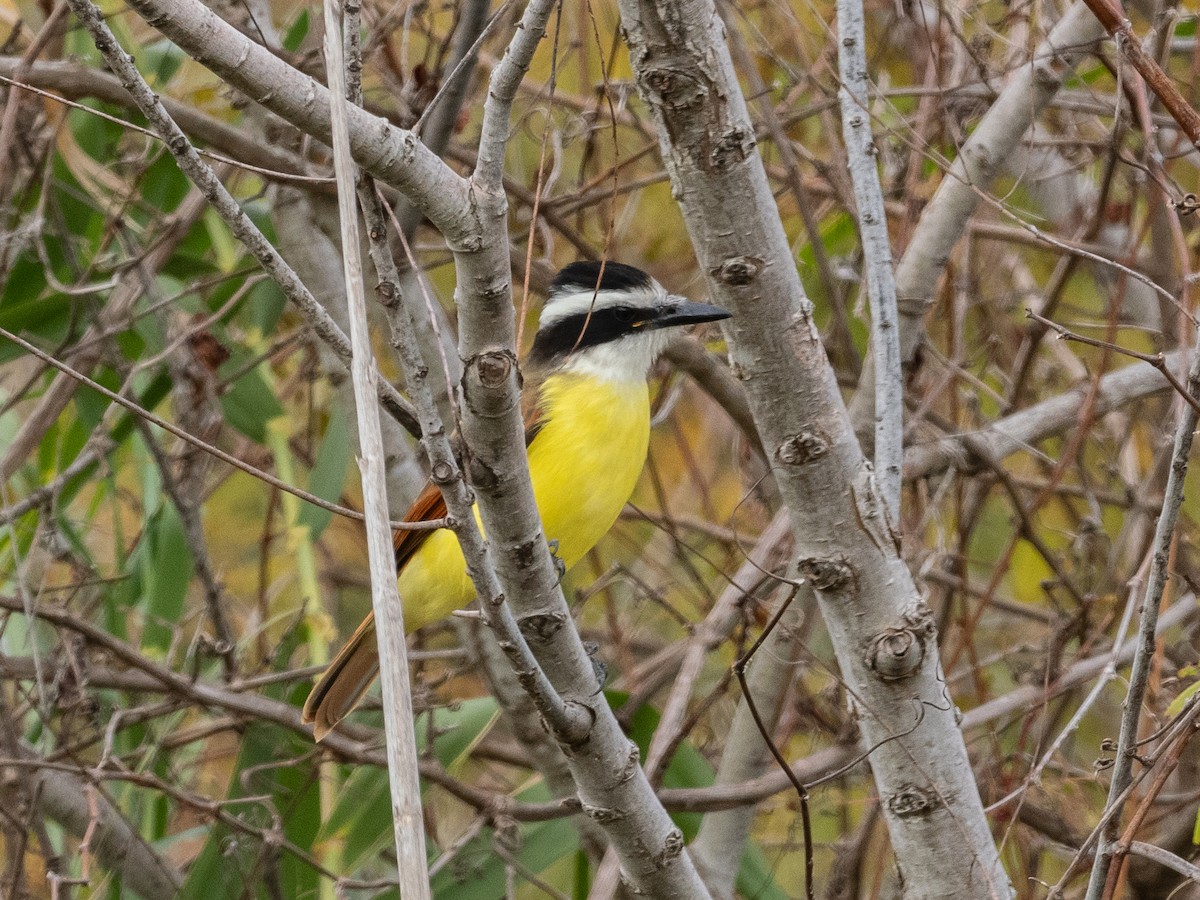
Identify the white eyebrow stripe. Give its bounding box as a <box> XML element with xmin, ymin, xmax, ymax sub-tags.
<box><xmin>538</xmin><ymin>285</ymin><xmax>665</xmax><ymax>328</ymax></box>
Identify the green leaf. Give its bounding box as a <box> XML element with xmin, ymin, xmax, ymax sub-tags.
<box><xmin>324</xmin><ymin>698</ymin><xmax>502</xmax><ymax>874</ymax></box>
<box><xmin>245</xmin><ymin>278</ymin><xmax>286</xmax><ymax>336</ymax></box>
<box><xmin>74</xmin><ymin>367</ymin><xmax>122</xmax><ymax>430</ymax></box>
<box><xmin>430</xmin><ymin>813</ymin><xmax>579</xmax><ymax>900</ymax></box>
<box><xmin>55</xmin><ymin>371</ymin><xmax>173</xmax><ymax>511</ymax></box>
<box><xmin>218</xmin><ymin>366</ymin><xmax>284</xmax><ymax>443</ymax></box>
<box><xmin>140</xmin><ymin>148</ymin><xmax>192</xmax><ymax>213</ymax></box>
<box><xmin>616</xmin><ymin>692</ymin><xmax>787</xmax><ymax>899</ymax></box>
<box><xmin>1167</xmin><ymin>678</ymin><xmax>1200</xmax><ymax>719</ymax></box>
<box><xmin>297</xmin><ymin>413</ymin><xmax>351</xmax><ymax>540</ymax></box>
<box><xmin>283</xmin><ymin>9</ymin><xmax>311</xmax><ymax>52</ymax></box>
<box><xmin>203</xmin><ymin>207</ymin><xmax>240</xmax><ymax>271</ymax></box>
<box><xmin>179</xmin><ymin>723</ymin><xmax>321</xmax><ymax>899</ymax></box>
<box><xmin>0</xmin><ymin>296</ymin><xmax>74</xmax><ymax>364</ymax></box>
<box><xmin>68</xmin><ymin>99</ymin><xmax>127</xmax><ymax>160</ymax></box>
<box><xmin>736</xmin><ymin>845</ymin><xmax>790</xmax><ymax>900</ymax></box>
<box><xmin>0</xmin><ymin>254</ymin><xmax>49</xmax><ymax>307</ymax></box>
<box><xmin>142</xmin><ymin>39</ymin><xmax>186</xmax><ymax>86</ymax></box>
<box><xmin>140</xmin><ymin>502</ymin><xmax>193</xmax><ymax>652</ymax></box>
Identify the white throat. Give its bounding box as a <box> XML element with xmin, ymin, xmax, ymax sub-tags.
<box><xmin>554</xmin><ymin>329</ymin><xmax>672</xmax><ymax>382</ymax></box>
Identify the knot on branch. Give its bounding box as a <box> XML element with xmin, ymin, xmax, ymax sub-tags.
<box><xmin>798</xmin><ymin>556</ymin><xmax>853</xmax><ymax>591</ymax></box>
<box><xmin>397</xmin><ymin>129</ymin><xmax>419</xmax><ymax>164</ymax></box>
<box><xmin>644</xmin><ymin>64</ymin><xmax>705</xmax><ymax>109</ymax></box>
<box><xmin>775</xmin><ymin>430</ymin><xmax>829</xmax><ymax>465</ymax></box>
<box><xmin>865</xmin><ymin>604</ymin><xmax>935</xmax><ymax>680</ymax></box>
<box><xmin>617</xmin><ymin>741</ymin><xmax>641</xmax><ymax>784</ymax></box>
<box><xmin>711</xmin><ymin>255</ymin><xmax>763</xmax><ymax>286</ymax></box>
<box><xmin>710</xmin><ymin>126</ymin><xmax>755</xmax><ymax>170</ymax></box>
<box><xmin>652</xmin><ymin>828</ymin><xmax>686</xmax><ymax>868</ymax></box>
<box><xmin>897</xmin><ymin>294</ymin><xmax>933</xmax><ymax>319</ymax></box>
<box><xmin>582</xmin><ymin>802</ymin><xmax>626</xmax><ymax>823</ymax></box>
<box><xmin>485</xmin><ymin>795</ymin><xmax>520</xmax><ymax>849</ymax></box>
<box><xmin>514</xmin><ymin>538</ymin><xmax>541</xmax><ymax>569</ymax></box>
<box><xmin>886</xmin><ymin>784</ymin><xmax>942</xmax><ymax>818</ymax></box>
<box><xmin>475</xmin><ymin>349</ymin><xmax>515</xmax><ymax>388</ymax></box>
<box><xmin>430</xmin><ymin>460</ymin><xmax>455</xmax><ymax>484</ymax></box>
<box><xmin>517</xmin><ymin>611</ymin><xmax>566</xmax><ymax>643</ymax></box>
<box><xmin>467</xmin><ymin>456</ymin><xmax>498</xmax><ymax>490</ymax></box>
<box><xmin>374</xmin><ymin>279</ymin><xmax>399</xmax><ymax>309</ymax></box>
<box><xmin>551</xmin><ymin>698</ymin><xmax>595</xmax><ymax>747</ymax></box>
<box><xmin>865</xmin><ymin>626</ymin><xmax>926</xmax><ymax>681</ymax></box>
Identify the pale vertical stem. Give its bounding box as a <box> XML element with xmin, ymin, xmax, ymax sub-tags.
<box><xmin>1084</xmin><ymin>337</ymin><xmax>1200</xmax><ymax>897</ymax></box>
<box><xmin>836</xmin><ymin>0</ymin><xmax>902</xmax><ymax>520</ymax></box>
<box><xmin>322</xmin><ymin>2</ymin><xmax>431</xmax><ymax>896</ymax></box>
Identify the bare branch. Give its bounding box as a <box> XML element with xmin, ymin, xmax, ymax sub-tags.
<box><xmin>848</xmin><ymin>2</ymin><xmax>1107</xmax><ymax>440</ymax></box>
<box><xmin>837</xmin><ymin>0</ymin><xmax>902</xmax><ymax>518</ymax></box>
<box><xmin>617</xmin><ymin>0</ymin><xmax>1011</xmax><ymax>892</ymax></box>
<box><xmin>27</xmin><ymin>749</ymin><xmax>183</xmax><ymax>900</ymax></box>
<box><xmin>1084</xmin><ymin>338</ymin><xmax>1200</xmax><ymax>895</ymax></box>
<box><xmin>1079</xmin><ymin>0</ymin><xmax>1200</xmax><ymax>147</ymax></box>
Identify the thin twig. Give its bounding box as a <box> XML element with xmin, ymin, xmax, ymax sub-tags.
<box><xmin>1078</xmin><ymin>0</ymin><xmax>1200</xmax><ymax>148</ymax></box>
<box><xmin>1026</xmin><ymin>309</ymin><xmax>1200</xmax><ymax>415</ymax></box>
<box><xmin>837</xmin><ymin>0</ymin><xmax>902</xmax><ymax>519</ymax></box>
<box><xmin>1124</xmin><ymin>841</ymin><xmax>1200</xmax><ymax>885</ymax></box>
<box><xmin>731</xmin><ymin>589</ymin><xmax>815</xmax><ymax>900</ymax></box>
<box><xmin>1083</xmin><ymin>330</ymin><xmax>1200</xmax><ymax>898</ymax></box>
<box><xmin>0</xmin><ymin>325</ymin><xmax>444</xmax><ymax>532</ymax></box>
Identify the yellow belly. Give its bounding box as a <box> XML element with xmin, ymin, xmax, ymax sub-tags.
<box><xmin>400</xmin><ymin>374</ymin><xmax>650</xmax><ymax>631</ymax></box>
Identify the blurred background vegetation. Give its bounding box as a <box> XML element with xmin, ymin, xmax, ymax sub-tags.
<box><xmin>1</xmin><ymin>0</ymin><xmax>1199</xmax><ymax>896</ymax></box>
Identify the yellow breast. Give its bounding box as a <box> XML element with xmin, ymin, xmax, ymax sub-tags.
<box><xmin>399</xmin><ymin>373</ymin><xmax>650</xmax><ymax>631</ymax></box>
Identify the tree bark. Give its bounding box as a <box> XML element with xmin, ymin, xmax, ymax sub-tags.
<box><xmin>617</xmin><ymin>0</ymin><xmax>1012</xmax><ymax>895</ymax></box>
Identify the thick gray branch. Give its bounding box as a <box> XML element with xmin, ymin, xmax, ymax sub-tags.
<box><xmin>441</xmin><ymin>0</ymin><xmax>713</xmax><ymax>891</ymax></box>
<box><xmin>123</xmin><ymin>0</ymin><xmax>477</xmax><ymax>246</ymax></box>
<box><xmin>617</xmin><ymin>0</ymin><xmax>1011</xmax><ymax>895</ymax></box>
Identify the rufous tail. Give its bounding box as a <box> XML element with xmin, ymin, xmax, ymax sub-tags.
<box><xmin>302</xmin><ymin>612</ymin><xmax>380</xmax><ymax>741</ymax></box>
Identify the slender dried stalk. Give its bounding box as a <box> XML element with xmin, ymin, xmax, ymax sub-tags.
<box><xmin>321</xmin><ymin>0</ymin><xmax>430</xmax><ymax>893</ymax></box>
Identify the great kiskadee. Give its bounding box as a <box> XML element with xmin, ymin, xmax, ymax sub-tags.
<box><xmin>303</xmin><ymin>261</ymin><xmax>730</xmax><ymax>740</ymax></box>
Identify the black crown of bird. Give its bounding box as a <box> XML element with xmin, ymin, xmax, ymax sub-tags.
<box><xmin>303</xmin><ymin>261</ymin><xmax>730</xmax><ymax>740</ymax></box>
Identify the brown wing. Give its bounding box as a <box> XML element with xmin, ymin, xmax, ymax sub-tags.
<box><xmin>303</xmin><ymin>480</ymin><xmax>450</xmax><ymax>741</ymax></box>
<box><xmin>304</xmin><ymin>381</ymin><xmax>545</xmax><ymax>741</ymax></box>
<box><xmin>393</xmin><ymin>480</ymin><xmax>448</xmax><ymax>570</ymax></box>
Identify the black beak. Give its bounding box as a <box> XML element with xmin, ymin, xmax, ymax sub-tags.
<box><xmin>653</xmin><ymin>299</ymin><xmax>732</xmax><ymax>329</ymax></box>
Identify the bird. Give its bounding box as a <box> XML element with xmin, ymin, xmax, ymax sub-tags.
<box><xmin>302</xmin><ymin>261</ymin><xmax>731</xmax><ymax>740</ymax></box>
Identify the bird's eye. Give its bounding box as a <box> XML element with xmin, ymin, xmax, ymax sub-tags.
<box><xmin>613</xmin><ymin>307</ymin><xmax>637</xmax><ymax>324</ymax></box>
